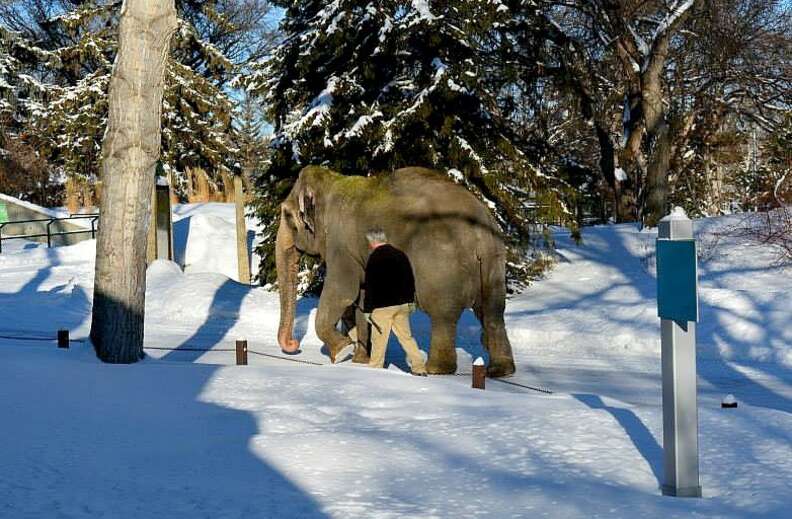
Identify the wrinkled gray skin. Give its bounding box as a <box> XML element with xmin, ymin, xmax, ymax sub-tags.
<box><xmin>276</xmin><ymin>166</ymin><xmax>515</xmax><ymax>377</ymax></box>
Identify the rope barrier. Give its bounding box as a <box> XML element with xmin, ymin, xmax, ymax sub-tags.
<box><xmin>144</xmin><ymin>346</ymin><xmax>235</xmax><ymax>352</ymax></box>
<box><xmin>0</xmin><ymin>331</ymin><xmax>87</xmax><ymax>343</ymax></box>
<box><xmin>248</xmin><ymin>349</ymin><xmax>327</xmax><ymax>366</ymax></box>
<box><xmin>452</xmin><ymin>372</ymin><xmax>553</xmax><ymax>394</ymax></box>
<box><xmin>1</xmin><ymin>330</ymin><xmax>552</xmax><ymax>394</ymax></box>
<box><xmin>489</xmin><ymin>378</ymin><xmax>554</xmax><ymax>394</ymax></box>
<box><xmin>142</xmin><ymin>344</ymin><xmax>327</xmax><ymax>366</ymax></box>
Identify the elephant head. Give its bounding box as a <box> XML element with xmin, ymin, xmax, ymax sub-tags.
<box><xmin>275</xmin><ymin>167</ymin><xmax>330</xmax><ymax>353</ymax></box>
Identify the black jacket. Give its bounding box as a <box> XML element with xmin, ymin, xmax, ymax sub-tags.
<box><xmin>363</xmin><ymin>244</ymin><xmax>415</xmax><ymax>312</ymax></box>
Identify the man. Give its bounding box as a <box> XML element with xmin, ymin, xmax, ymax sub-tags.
<box><xmin>362</xmin><ymin>229</ymin><xmax>427</xmax><ymax>376</ymax></box>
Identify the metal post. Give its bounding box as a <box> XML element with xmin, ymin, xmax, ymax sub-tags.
<box><xmin>236</xmin><ymin>339</ymin><xmax>248</xmax><ymax>366</ymax></box>
<box><xmin>657</xmin><ymin>208</ymin><xmax>702</xmax><ymax>498</ymax></box>
<box><xmin>472</xmin><ymin>357</ymin><xmax>486</xmax><ymax>390</ymax></box>
<box><xmin>46</xmin><ymin>219</ymin><xmax>53</xmax><ymax>248</ymax></box>
<box><xmin>57</xmin><ymin>329</ymin><xmax>69</xmax><ymax>349</ymax></box>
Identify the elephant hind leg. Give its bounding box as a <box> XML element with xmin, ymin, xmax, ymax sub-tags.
<box><xmin>482</xmin><ymin>319</ymin><xmax>515</xmax><ymax>378</ymax></box>
<box><xmin>478</xmin><ymin>300</ymin><xmax>515</xmax><ymax>378</ymax></box>
<box><xmin>474</xmin><ymin>251</ymin><xmax>516</xmax><ymax>378</ymax></box>
<box><xmin>425</xmin><ymin>310</ymin><xmax>461</xmax><ymax>375</ymax></box>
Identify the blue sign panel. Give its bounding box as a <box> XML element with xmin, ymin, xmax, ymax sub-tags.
<box><xmin>656</xmin><ymin>239</ymin><xmax>698</xmax><ymax>323</ymax></box>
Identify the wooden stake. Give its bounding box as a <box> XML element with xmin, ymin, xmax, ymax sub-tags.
<box><xmin>57</xmin><ymin>329</ymin><xmax>69</xmax><ymax>349</ymax></box>
<box><xmin>472</xmin><ymin>358</ymin><xmax>486</xmax><ymax>390</ymax></box>
<box><xmin>236</xmin><ymin>339</ymin><xmax>248</xmax><ymax>366</ymax></box>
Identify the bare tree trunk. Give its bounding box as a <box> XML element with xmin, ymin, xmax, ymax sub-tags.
<box><xmin>234</xmin><ymin>175</ymin><xmax>251</xmax><ymax>284</ymax></box>
<box><xmin>90</xmin><ymin>0</ymin><xmax>178</xmax><ymax>363</ymax></box>
<box><xmin>643</xmin><ymin>121</ymin><xmax>672</xmax><ymax>226</ymax></box>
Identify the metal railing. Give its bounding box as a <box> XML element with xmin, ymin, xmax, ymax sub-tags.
<box><xmin>0</xmin><ymin>214</ymin><xmax>99</xmax><ymax>253</ymax></box>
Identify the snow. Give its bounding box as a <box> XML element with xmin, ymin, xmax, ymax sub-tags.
<box><xmin>172</xmin><ymin>202</ymin><xmax>262</xmax><ymax>282</ymax></box>
<box><xmin>287</xmin><ymin>76</ymin><xmax>337</xmax><ymax>134</ymax></box>
<box><xmin>447</xmin><ymin>168</ymin><xmax>464</xmax><ymax>183</ymax></box>
<box><xmin>411</xmin><ymin>0</ymin><xmax>437</xmax><ymax>22</ymax></box>
<box><xmin>661</xmin><ymin>206</ymin><xmax>689</xmax><ymax>221</ymax></box>
<box><xmin>1</xmin><ymin>205</ymin><xmax>790</xmax><ymax>518</ymax></box>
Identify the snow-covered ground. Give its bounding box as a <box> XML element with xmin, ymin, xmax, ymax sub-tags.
<box><xmin>0</xmin><ymin>204</ymin><xmax>790</xmax><ymax>518</ymax></box>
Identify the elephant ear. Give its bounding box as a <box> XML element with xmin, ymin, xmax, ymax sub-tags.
<box><xmin>298</xmin><ymin>188</ymin><xmax>316</xmax><ymax>235</ymax></box>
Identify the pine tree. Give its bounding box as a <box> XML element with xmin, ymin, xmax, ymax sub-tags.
<box><xmin>0</xmin><ymin>31</ymin><xmax>17</xmax><ymax>126</ymax></box>
<box><xmin>248</xmin><ymin>0</ymin><xmax>560</xmax><ymax>286</ymax></box>
<box><xmin>233</xmin><ymin>90</ymin><xmax>268</xmax><ymax>192</ymax></box>
<box><xmin>0</xmin><ymin>25</ymin><xmax>55</xmax><ymax>131</ymax></box>
<box><xmin>0</xmin><ymin>26</ymin><xmax>59</xmax><ymax>205</ymax></box>
<box><xmin>8</xmin><ymin>1</ymin><xmax>241</xmax><ymax>198</ymax></box>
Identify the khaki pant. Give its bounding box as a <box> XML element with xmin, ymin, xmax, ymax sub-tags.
<box><xmin>368</xmin><ymin>304</ymin><xmax>426</xmax><ymax>373</ymax></box>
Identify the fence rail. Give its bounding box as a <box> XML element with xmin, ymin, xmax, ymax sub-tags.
<box><xmin>0</xmin><ymin>214</ymin><xmax>99</xmax><ymax>253</ymax></box>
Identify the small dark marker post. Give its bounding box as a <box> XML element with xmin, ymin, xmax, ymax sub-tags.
<box><xmin>57</xmin><ymin>329</ymin><xmax>69</xmax><ymax>349</ymax></box>
<box><xmin>472</xmin><ymin>357</ymin><xmax>486</xmax><ymax>390</ymax></box>
<box><xmin>236</xmin><ymin>339</ymin><xmax>248</xmax><ymax>366</ymax></box>
<box><xmin>721</xmin><ymin>394</ymin><xmax>738</xmax><ymax>408</ymax></box>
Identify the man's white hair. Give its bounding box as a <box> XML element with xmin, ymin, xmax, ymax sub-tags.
<box><xmin>365</xmin><ymin>228</ymin><xmax>387</xmax><ymax>244</ymax></box>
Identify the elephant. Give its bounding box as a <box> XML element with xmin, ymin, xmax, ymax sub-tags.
<box><xmin>275</xmin><ymin>165</ymin><xmax>516</xmax><ymax>378</ymax></box>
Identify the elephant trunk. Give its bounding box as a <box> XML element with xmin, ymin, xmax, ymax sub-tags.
<box><xmin>276</xmin><ymin>218</ymin><xmax>300</xmax><ymax>353</ymax></box>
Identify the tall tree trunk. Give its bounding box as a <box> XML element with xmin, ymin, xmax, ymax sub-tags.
<box><xmin>594</xmin><ymin>124</ymin><xmax>622</xmax><ymax>221</ymax></box>
<box><xmin>643</xmin><ymin>121</ymin><xmax>672</xmax><ymax>226</ymax></box>
<box><xmin>234</xmin><ymin>175</ymin><xmax>251</xmax><ymax>284</ymax></box>
<box><xmin>90</xmin><ymin>0</ymin><xmax>178</xmax><ymax>363</ymax></box>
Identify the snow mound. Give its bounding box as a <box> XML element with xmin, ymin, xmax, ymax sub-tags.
<box><xmin>181</xmin><ymin>213</ymin><xmax>239</xmax><ymax>279</ymax></box>
<box><xmin>147</xmin><ymin>258</ymin><xmax>183</xmax><ymax>278</ymax></box>
<box><xmin>147</xmin><ymin>267</ymin><xmax>252</xmax><ymax>321</ymax></box>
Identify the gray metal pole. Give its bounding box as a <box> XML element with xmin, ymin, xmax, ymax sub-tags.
<box><xmin>658</xmin><ymin>211</ymin><xmax>702</xmax><ymax>498</ymax></box>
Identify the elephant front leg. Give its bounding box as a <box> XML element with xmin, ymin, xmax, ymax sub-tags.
<box><xmin>315</xmin><ymin>291</ymin><xmax>354</xmax><ymax>364</ymax></box>
<box><xmin>425</xmin><ymin>315</ymin><xmax>458</xmax><ymax>375</ymax></box>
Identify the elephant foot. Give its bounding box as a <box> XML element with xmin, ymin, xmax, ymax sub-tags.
<box><xmin>327</xmin><ymin>337</ymin><xmax>353</xmax><ymax>364</ymax></box>
<box><xmin>426</xmin><ymin>355</ymin><xmax>457</xmax><ymax>375</ymax></box>
<box><xmin>351</xmin><ymin>344</ymin><xmax>370</xmax><ymax>364</ymax></box>
<box><xmin>487</xmin><ymin>357</ymin><xmax>516</xmax><ymax>378</ymax></box>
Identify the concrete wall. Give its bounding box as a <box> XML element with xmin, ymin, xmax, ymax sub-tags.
<box><xmin>0</xmin><ymin>195</ymin><xmax>96</xmax><ymax>249</ymax></box>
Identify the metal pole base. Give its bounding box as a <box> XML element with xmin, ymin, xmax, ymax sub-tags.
<box><xmin>662</xmin><ymin>485</ymin><xmax>702</xmax><ymax>498</ymax></box>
